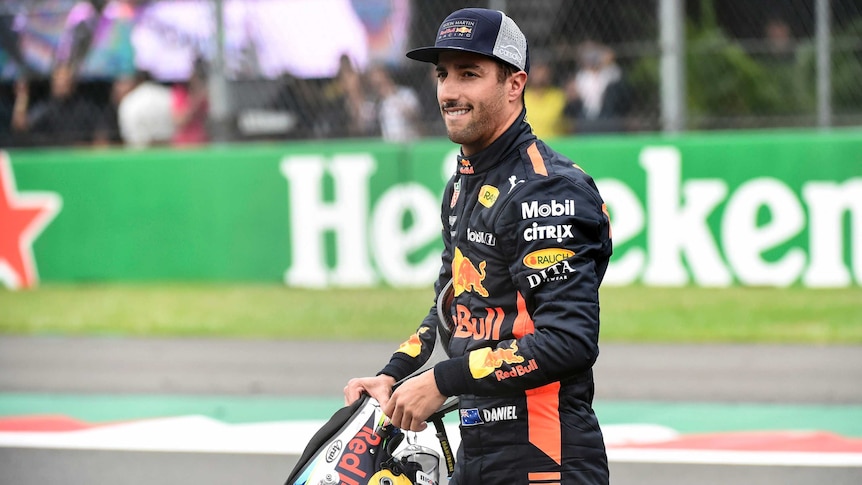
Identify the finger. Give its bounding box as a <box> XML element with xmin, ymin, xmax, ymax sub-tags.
<box><xmin>387</xmin><ymin>402</ymin><xmax>403</xmax><ymax>429</ymax></box>
<box><xmin>375</xmin><ymin>394</ymin><xmax>389</xmax><ymax>409</ymax></box>
<box><xmin>408</xmin><ymin>412</ymin><xmax>428</xmax><ymax>433</ymax></box>
<box><xmin>344</xmin><ymin>383</ymin><xmax>364</xmax><ymax>406</ymax></box>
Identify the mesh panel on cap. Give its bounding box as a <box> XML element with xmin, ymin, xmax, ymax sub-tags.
<box><xmin>492</xmin><ymin>14</ymin><xmax>527</xmax><ymax>71</ymax></box>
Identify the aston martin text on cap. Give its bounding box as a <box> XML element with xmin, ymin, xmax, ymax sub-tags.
<box><xmin>406</xmin><ymin>8</ymin><xmax>530</xmax><ymax>74</ymax></box>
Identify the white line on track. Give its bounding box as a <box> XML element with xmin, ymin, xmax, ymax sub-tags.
<box><xmin>1</xmin><ymin>416</ymin><xmax>860</xmax><ymax>468</ymax></box>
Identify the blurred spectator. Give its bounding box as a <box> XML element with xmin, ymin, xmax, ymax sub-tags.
<box><xmin>92</xmin><ymin>73</ymin><xmax>134</xmax><ymax>146</ymax></box>
<box><xmin>764</xmin><ymin>16</ymin><xmax>795</xmax><ymax>63</ymax></box>
<box><xmin>524</xmin><ymin>56</ymin><xmax>568</xmax><ymax>138</ymax></box>
<box><xmin>270</xmin><ymin>73</ymin><xmax>323</xmax><ymax>139</ymax></box>
<box><xmin>563</xmin><ymin>41</ymin><xmax>631</xmax><ymax>134</ymax></box>
<box><xmin>367</xmin><ymin>63</ymin><xmax>421</xmax><ymax>143</ymax></box>
<box><xmin>117</xmin><ymin>70</ymin><xmax>174</xmax><ymax>148</ymax></box>
<box><xmin>171</xmin><ymin>58</ymin><xmax>209</xmax><ymax>146</ymax></box>
<box><xmin>320</xmin><ymin>53</ymin><xmax>376</xmax><ymax>138</ymax></box>
<box><xmin>10</xmin><ymin>63</ymin><xmax>103</xmax><ymax>146</ymax></box>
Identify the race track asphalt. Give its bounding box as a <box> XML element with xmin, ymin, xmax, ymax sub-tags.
<box><xmin>1</xmin><ymin>336</ymin><xmax>861</xmax><ymax>485</ymax></box>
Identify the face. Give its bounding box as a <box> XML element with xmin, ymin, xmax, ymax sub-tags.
<box><xmin>530</xmin><ymin>63</ymin><xmax>551</xmax><ymax>88</ymax></box>
<box><xmin>51</xmin><ymin>65</ymin><xmax>75</xmax><ymax>99</ymax></box>
<box><xmin>435</xmin><ymin>51</ymin><xmax>524</xmax><ymax>156</ymax></box>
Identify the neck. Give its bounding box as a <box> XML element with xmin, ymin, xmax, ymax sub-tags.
<box><xmin>462</xmin><ymin>104</ymin><xmax>523</xmax><ymax>157</ymax></box>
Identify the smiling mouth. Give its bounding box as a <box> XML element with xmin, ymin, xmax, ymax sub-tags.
<box><xmin>443</xmin><ymin>106</ymin><xmax>471</xmax><ymax>118</ymax></box>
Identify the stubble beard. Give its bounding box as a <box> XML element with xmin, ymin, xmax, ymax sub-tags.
<box><xmin>443</xmin><ymin>92</ymin><xmax>505</xmax><ymax>149</ymax></box>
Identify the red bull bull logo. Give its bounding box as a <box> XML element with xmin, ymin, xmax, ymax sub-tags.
<box><xmin>452</xmin><ymin>247</ymin><xmax>488</xmax><ymax>297</ymax></box>
<box><xmin>458</xmin><ymin>159</ymin><xmax>474</xmax><ymax>174</ymax></box>
<box><xmin>469</xmin><ymin>342</ymin><xmax>524</xmax><ymax>379</ymax></box>
<box><xmin>396</xmin><ymin>327</ymin><xmax>428</xmax><ymax>357</ymax></box>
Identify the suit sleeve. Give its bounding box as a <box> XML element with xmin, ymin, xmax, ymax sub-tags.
<box><xmin>377</xmin><ymin>176</ymin><xmax>457</xmax><ymax>381</ymax></box>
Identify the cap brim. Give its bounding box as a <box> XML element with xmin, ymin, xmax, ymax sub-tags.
<box><xmin>406</xmin><ymin>46</ymin><xmax>501</xmax><ymax>66</ymax></box>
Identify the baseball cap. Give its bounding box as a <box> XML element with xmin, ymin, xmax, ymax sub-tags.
<box><xmin>406</xmin><ymin>8</ymin><xmax>530</xmax><ymax>74</ymax></box>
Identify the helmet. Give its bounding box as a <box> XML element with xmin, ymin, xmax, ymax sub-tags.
<box><xmin>375</xmin><ymin>443</ymin><xmax>441</xmax><ymax>485</ymax></box>
<box><xmin>367</xmin><ymin>469</ymin><xmax>413</xmax><ymax>485</ymax></box>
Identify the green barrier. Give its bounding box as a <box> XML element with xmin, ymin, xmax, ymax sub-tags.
<box><xmin>2</xmin><ymin>129</ymin><xmax>860</xmax><ymax>289</ymax></box>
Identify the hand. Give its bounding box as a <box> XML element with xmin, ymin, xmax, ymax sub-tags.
<box><xmin>14</xmin><ymin>79</ymin><xmax>29</xmax><ymax>98</ymax></box>
<box><xmin>12</xmin><ymin>79</ymin><xmax>30</xmax><ymax>131</ymax></box>
<box><xmin>344</xmin><ymin>374</ymin><xmax>396</xmax><ymax>407</ymax></box>
<box><xmin>382</xmin><ymin>370</ymin><xmax>447</xmax><ymax>432</ymax></box>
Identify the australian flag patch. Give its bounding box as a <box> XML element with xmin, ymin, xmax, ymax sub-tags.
<box><xmin>460</xmin><ymin>408</ymin><xmax>484</xmax><ymax>426</ymax></box>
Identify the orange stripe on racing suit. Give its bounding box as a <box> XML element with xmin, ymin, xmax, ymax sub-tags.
<box><xmin>527</xmin><ymin>142</ymin><xmax>548</xmax><ymax>176</ymax></box>
<box><xmin>514</xmin><ymin>291</ymin><xmax>562</xmax><ymax>465</ymax></box>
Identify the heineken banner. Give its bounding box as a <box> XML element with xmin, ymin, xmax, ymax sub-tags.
<box><xmin>2</xmin><ymin>130</ymin><xmax>860</xmax><ymax>289</ymax></box>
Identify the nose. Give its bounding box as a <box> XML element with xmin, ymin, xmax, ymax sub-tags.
<box><xmin>437</xmin><ymin>77</ymin><xmax>457</xmax><ymax>107</ymax></box>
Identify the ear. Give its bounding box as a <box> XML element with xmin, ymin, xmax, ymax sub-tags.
<box><xmin>508</xmin><ymin>71</ymin><xmax>528</xmax><ymax>102</ymax></box>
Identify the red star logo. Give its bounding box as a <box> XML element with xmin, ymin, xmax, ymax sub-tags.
<box><xmin>0</xmin><ymin>152</ymin><xmax>61</xmax><ymax>289</ymax></box>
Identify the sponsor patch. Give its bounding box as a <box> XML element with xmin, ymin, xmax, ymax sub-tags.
<box><xmin>507</xmin><ymin>175</ymin><xmax>524</xmax><ymax>193</ymax></box>
<box><xmin>469</xmin><ymin>342</ymin><xmax>524</xmax><ymax>379</ymax></box>
<box><xmin>458</xmin><ymin>159</ymin><xmax>474</xmax><ymax>175</ymax></box>
<box><xmin>478</xmin><ymin>185</ymin><xmax>499</xmax><ymax>208</ymax></box>
<box><xmin>526</xmin><ymin>259</ymin><xmax>578</xmax><ymax>288</ymax></box>
<box><xmin>416</xmin><ymin>470</ymin><xmax>435</xmax><ymax>485</ymax></box>
<box><xmin>325</xmin><ymin>440</ymin><xmax>343</xmax><ymax>463</ymax></box>
<box><xmin>523</xmin><ymin>248</ymin><xmax>574</xmax><ymax>269</ymax></box>
<box><xmin>459</xmin><ymin>406</ymin><xmax>519</xmax><ymax>426</ymax></box>
<box><xmin>395</xmin><ymin>327</ymin><xmax>428</xmax><ymax>357</ymax></box>
<box><xmin>438</xmin><ymin>19</ymin><xmax>476</xmax><ymax>41</ymax></box>
<box><xmin>467</xmin><ymin>228</ymin><xmax>496</xmax><ymax>246</ymax></box>
<box><xmin>450</xmin><ymin>180</ymin><xmax>461</xmax><ymax>208</ymax></box>
<box><xmin>494</xmin><ymin>359</ymin><xmax>538</xmax><ymax>381</ymax></box>
<box><xmin>334</xmin><ymin>421</ymin><xmax>382</xmax><ymax>484</ymax></box>
<box><xmin>521</xmin><ymin>199</ymin><xmax>576</xmax><ymax>219</ymax></box>
<box><xmin>523</xmin><ymin>222</ymin><xmax>573</xmax><ymax>242</ymax></box>
<box><xmin>453</xmin><ymin>304</ymin><xmax>505</xmax><ymax>341</ymax></box>
<box><xmin>452</xmin><ymin>247</ymin><xmax>488</xmax><ymax>297</ymax></box>
<box><xmin>483</xmin><ymin>405</ymin><xmax>518</xmax><ymax>422</ymax></box>
<box><xmin>497</xmin><ymin>44</ymin><xmax>523</xmax><ymax>65</ymax></box>
<box><xmin>460</xmin><ymin>408</ymin><xmax>483</xmax><ymax>426</ymax></box>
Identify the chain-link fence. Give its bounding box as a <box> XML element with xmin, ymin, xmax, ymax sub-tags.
<box><xmin>1</xmin><ymin>0</ymin><xmax>860</xmax><ymax>147</ymax></box>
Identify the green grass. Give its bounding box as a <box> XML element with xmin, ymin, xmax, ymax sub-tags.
<box><xmin>1</xmin><ymin>284</ymin><xmax>860</xmax><ymax>344</ymax></box>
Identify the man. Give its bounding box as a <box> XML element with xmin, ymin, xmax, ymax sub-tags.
<box><xmin>367</xmin><ymin>63</ymin><xmax>422</xmax><ymax>143</ymax></box>
<box><xmin>11</xmin><ymin>63</ymin><xmax>103</xmax><ymax>147</ymax></box>
<box><xmin>117</xmin><ymin>70</ymin><xmax>174</xmax><ymax>148</ymax></box>
<box><xmin>344</xmin><ymin>8</ymin><xmax>612</xmax><ymax>485</ymax></box>
<box><xmin>524</xmin><ymin>55</ymin><xmax>569</xmax><ymax>138</ymax></box>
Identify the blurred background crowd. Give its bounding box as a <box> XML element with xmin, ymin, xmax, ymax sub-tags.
<box><xmin>1</xmin><ymin>0</ymin><xmax>861</xmax><ymax>149</ymax></box>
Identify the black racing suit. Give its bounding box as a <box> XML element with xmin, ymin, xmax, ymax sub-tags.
<box><xmin>380</xmin><ymin>109</ymin><xmax>612</xmax><ymax>485</ymax></box>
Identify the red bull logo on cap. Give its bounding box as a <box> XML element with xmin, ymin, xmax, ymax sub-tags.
<box><xmin>438</xmin><ymin>18</ymin><xmax>476</xmax><ymax>41</ymax></box>
<box><xmin>452</xmin><ymin>247</ymin><xmax>488</xmax><ymax>297</ymax></box>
